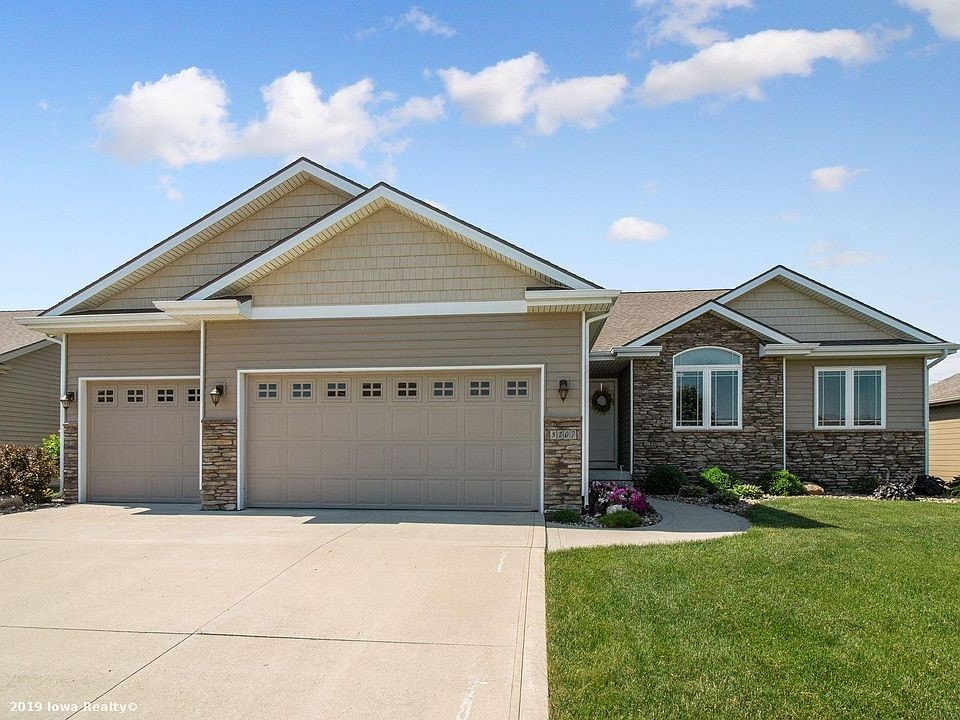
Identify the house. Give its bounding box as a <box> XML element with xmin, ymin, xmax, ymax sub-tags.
<box><xmin>19</xmin><ymin>158</ymin><xmax>955</xmax><ymax>509</ymax></box>
<box><xmin>590</xmin><ymin>274</ymin><xmax>956</xmax><ymax>491</ymax></box>
<box><xmin>20</xmin><ymin>158</ymin><xmax>616</xmax><ymax>510</ymax></box>
<box><xmin>0</xmin><ymin>311</ymin><xmax>60</xmax><ymax>445</ymax></box>
<box><xmin>929</xmin><ymin>372</ymin><xmax>960</xmax><ymax>482</ymax></box>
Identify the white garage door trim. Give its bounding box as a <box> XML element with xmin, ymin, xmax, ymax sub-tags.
<box><xmin>77</xmin><ymin>375</ymin><xmax>201</xmax><ymax>503</ymax></box>
<box><xmin>237</xmin><ymin>365</ymin><xmax>546</xmax><ymax>512</ymax></box>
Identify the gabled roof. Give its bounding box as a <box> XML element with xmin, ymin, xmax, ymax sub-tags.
<box><xmin>0</xmin><ymin>310</ymin><xmax>54</xmax><ymax>362</ymax></box>
<box><xmin>717</xmin><ymin>266</ymin><xmax>944</xmax><ymax>343</ymax></box>
<box><xmin>43</xmin><ymin>158</ymin><xmax>366</xmax><ymax>317</ymax></box>
<box><xmin>183</xmin><ymin>183</ymin><xmax>601</xmax><ymax>299</ymax></box>
<box><xmin>620</xmin><ymin>300</ymin><xmax>799</xmax><ymax>348</ymax></box>
<box><xmin>593</xmin><ymin>289</ymin><xmax>726</xmax><ymax>352</ymax></box>
<box><xmin>930</xmin><ymin>372</ymin><xmax>960</xmax><ymax>406</ymax></box>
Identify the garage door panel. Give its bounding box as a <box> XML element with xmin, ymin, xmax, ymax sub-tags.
<box><xmin>246</xmin><ymin>371</ymin><xmax>539</xmax><ymax>510</ymax></box>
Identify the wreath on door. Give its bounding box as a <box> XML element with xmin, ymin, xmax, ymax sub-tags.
<box><xmin>590</xmin><ymin>386</ymin><xmax>614</xmax><ymax>415</ymax></box>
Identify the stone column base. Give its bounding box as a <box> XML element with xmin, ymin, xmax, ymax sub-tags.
<box><xmin>544</xmin><ymin>417</ymin><xmax>583</xmax><ymax>509</ymax></box>
<box><xmin>202</xmin><ymin>420</ymin><xmax>238</xmax><ymax>510</ymax></box>
<box><xmin>62</xmin><ymin>422</ymin><xmax>78</xmax><ymax>504</ymax></box>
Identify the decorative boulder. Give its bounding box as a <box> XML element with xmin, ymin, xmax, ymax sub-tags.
<box><xmin>606</xmin><ymin>504</ymin><xmax>625</xmax><ymax>515</ymax></box>
<box><xmin>803</xmin><ymin>482</ymin><xmax>825</xmax><ymax>496</ymax></box>
<box><xmin>0</xmin><ymin>495</ymin><xmax>24</xmax><ymax>510</ymax></box>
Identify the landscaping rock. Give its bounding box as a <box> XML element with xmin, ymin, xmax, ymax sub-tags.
<box><xmin>803</xmin><ymin>482</ymin><xmax>825</xmax><ymax>496</ymax></box>
<box><xmin>0</xmin><ymin>495</ymin><xmax>24</xmax><ymax>510</ymax></box>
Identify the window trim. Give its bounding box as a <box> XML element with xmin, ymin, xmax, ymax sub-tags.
<box><xmin>672</xmin><ymin>346</ymin><xmax>743</xmax><ymax>431</ymax></box>
<box><xmin>467</xmin><ymin>379</ymin><xmax>494</xmax><ymax>400</ymax></box>
<box><xmin>324</xmin><ymin>379</ymin><xmax>350</xmax><ymax>402</ymax></box>
<box><xmin>288</xmin><ymin>379</ymin><xmax>315</xmax><ymax>402</ymax></box>
<box><xmin>430</xmin><ymin>378</ymin><xmax>457</xmax><ymax>401</ymax></box>
<box><xmin>255</xmin><ymin>380</ymin><xmax>281</xmax><ymax>402</ymax></box>
<box><xmin>154</xmin><ymin>387</ymin><xmax>177</xmax><ymax>406</ymax></box>
<box><xmin>359</xmin><ymin>379</ymin><xmax>385</xmax><ymax>401</ymax></box>
<box><xmin>504</xmin><ymin>378</ymin><xmax>531</xmax><ymax>399</ymax></box>
<box><xmin>394</xmin><ymin>378</ymin><xmax>421</xmax><ymax>400</ymax></box>
<box><xmin>125</xmin><ymin>387</ymin><xmax>146</xmax><ymax>405</ymax></box>
<box><xmin>814</xmin><ymin>366</ymin><xmax>886</xmax><ymax>430</ymax></box>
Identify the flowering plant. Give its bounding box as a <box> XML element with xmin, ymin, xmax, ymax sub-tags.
<box><xmin>590</xmin><ymin>482</ymin><xmax>649</xmax><ymax>516</ymax></box>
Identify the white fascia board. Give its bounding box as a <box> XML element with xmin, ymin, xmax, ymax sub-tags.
<box><xmin>154</xmin><ymin>299</ymin><xmax>252</xmax><ymax>319</ymax></box>
<box><xmin>17</xmin><ymin>313</ymin><xmax>189</xmax><ymax>333</ymax></box>
<box><xmin>759</xmin><ymin>343</ymin><xmax>821</xmax><ymax>357</ymax></box>
<box><xmin>249</xmin><ymin>300</ymin><xmax>528</xmax><ymax>321</ymax></box>
<box><xmin>525</xmin><ymin>289</ymin><xmax>620</xmax><ymax>308</ymax></box>
<box><xmin>610</xmin><ymin>345</ymin><xmax>663</xmax><ymax>357</ymax></box>
<box><xmin>716</xmin><ymin>267</ymin><xmax>943</xmax><ymax>343</ymax></box>
<box><xmin>186</xmin><ymin>185</ymin><xmax>598</xmax><ymax>300</ymax></box>
<box><xmin>623</xmin><ymin>302</ymin><xmax>798</xmax><ymax>347</ymax></box>
<box><xmin>44</xmin><ymin>159</ymin><xmax>364</xmax><ymax>317</ymax></box>
<box><xmin>804</xmin><ymin>343</ymin><xmax>959</xmax><ymax>358</ymax></box>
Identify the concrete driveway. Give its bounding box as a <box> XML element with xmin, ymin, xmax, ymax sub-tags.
<box><xmin>0</xmin><ymin>504</ymin><xmax>546</xmax><ymax>720</ymax></box>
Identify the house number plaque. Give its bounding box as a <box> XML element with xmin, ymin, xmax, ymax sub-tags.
<box><xmin>548</xmin><ymin>429</ymin><xmax>579</xmax><ymax>440</ymax></box>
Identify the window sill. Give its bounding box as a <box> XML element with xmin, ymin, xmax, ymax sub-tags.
<box><xmin>672</xmin><ymin>426</ymin><xmax>743</xmax><ymax>432</ymax></box>
<box><xmin>812</xmin><ymin>426</ymin><xmax>887</xmax><ymax>432</ymax></box>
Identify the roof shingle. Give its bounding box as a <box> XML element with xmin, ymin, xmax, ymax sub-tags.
<box><xmin>930</xmin><ymin>372</ymin><xmax>960</xmax><ymax>406</ymax></box>
<box><xmin>0</xmin><ymin>310</ymin><xmax>48</xmax><ymax>356</ymax></box>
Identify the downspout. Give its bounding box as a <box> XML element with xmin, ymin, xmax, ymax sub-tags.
<box><xmin>782</xmin><ymin>356</ymin><xmax>787</xmax><ymax>470</ymax></box>
<box><xmin>56</xmin><ymin>334</ymin><xmax>66</xmax><ymax>496</ymax></box>
<box><xmin>582</xmin><ymin>310</ymin><xmax>612</xmax><ymax>505</ymax></box>
<box><xmin>924</xmin><ymin>350</ymin><xmax>950</xmax><ymax>474</ymax></box>
<box><xmin>199</xmin><ymin>321</ymin><xmax>206</xmax><ymax>493</ymax></box>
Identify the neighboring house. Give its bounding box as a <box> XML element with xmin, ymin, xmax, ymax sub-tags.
<box><xmin>929</xmin><ymin>372</ymin><xmax>960</xmax><ymax>482</ymax></box>
<box><xmin>21</xmin><ymin>158</ymin><xmax>616</xmax><ymax>510</ymax></box>
<box><xmin>0</xmin><ymin>310</ymin><xmax>60</xmax><ymax>445</ymax></box>
<box><xmin>590</xmin><ymin>272</ymin><xmax>957</xmax><ymax>491</ymax></box>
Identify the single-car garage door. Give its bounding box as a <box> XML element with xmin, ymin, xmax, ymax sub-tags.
<box><xmin>86</xmin><ymin>380</ymin><xmax>201</xmax><ymax>503</ymax></box>
<box><xmin>245</xmin><ymin>370</ymin><xmax>540</xmax><ymax>510</ymax></box>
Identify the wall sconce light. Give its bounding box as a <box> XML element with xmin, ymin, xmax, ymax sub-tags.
<box><xmin>557</xmin><ymin>378</ymin><xmax>569</xmax><ymax>402</ymax></box>
<box><xmin>59</xmin><ymin>391</ymin><xmax>75</xmax><ymax>410</ymax></box>
<box><xmin>209</xmin><ymin>384</ymin><xmax>225</xmax><ymax>406</ymax></box>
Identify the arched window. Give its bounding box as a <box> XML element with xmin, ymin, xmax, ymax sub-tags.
<box><xmin>673</xmin><ymin>347</ymin><xmax>742</xmax><ymax>429</ymax></box>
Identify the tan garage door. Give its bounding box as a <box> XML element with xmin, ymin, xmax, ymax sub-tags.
<box><xmin>87</xmin><ymin>380</ymin><xmax>201</xmax><ymax>503</ymax></box>
<box><xmin>245</xmin><ymin>371</ymin><xmax>540</xmax><ymax>510</ymax></box>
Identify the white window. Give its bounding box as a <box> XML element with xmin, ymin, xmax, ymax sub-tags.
<box><xmin>396</xmin><ymin>380</ymin><xmax>418</xmax><ymax>398</ymax></box>
<box><xmin>505</xmin><ymin>379</ymin><xmax>529</xmax><ymax>398</ymax></box>
<box><xmin>187</xmin><ymin>388</ymin><xmax>201</xmax><ymax>403</ymax></box>
<box><xmin>469</xmin><ymin>380</ymin><xmax>492</xmax><ymax>398</ymax></box>
<box><xmin>361</xmin><ymin>381</ymin><xmax>383</xmax><ymax>398</ymax></box>
<box><xmin>326</xmin><ymin>381</ymin><xmax>348</xmax><ymax>399</ymax></box>
<box><xmin>291</xmin><ymin>381</ymin><xmax>313</xmax><ymax>400</ymax></box>
<box><xmin>257</xmin><ymin>382</ymin><xmax>279</xmax><ymax>400</ymax></box>
<box><xmin>156</xmin><ymin>388</ymin><xmax>175</xmax><ymax>403</ymax></box>
<box><xmin>815</xmin><ymin>367</ymin><xmax>885</xmax><ymax>429</ymax></box>
<box><xmin>126</xmin><ymin>388</ymin><xmax>145</xmax><ymax>404</ymax></box>
<box><xmin>673</xmin><ymin>347</ymin><xmax>742</xmax><ymax>429</ymax></box>
<box><xmin>432</xmin><ymin>380</ymin><xmax>455</xmax><ymax>399</ymax></box>
<box><xmin>96</xmin><ymin>389</ymin><xmax>115</xmax><ymax>404</ymax></box>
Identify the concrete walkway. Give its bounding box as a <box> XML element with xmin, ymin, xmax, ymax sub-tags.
<box><xmin>546</xmin><ymin>499</ymin><xmax>750</xmax><ymax>551</ymax></box>
<box><xmin>0</xmin><ymin>504</ymin><xmax>547</xmax><ymax>720</ymax></box>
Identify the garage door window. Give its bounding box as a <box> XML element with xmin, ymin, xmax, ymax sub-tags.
<box><xmin>156</xmin><ymin>388</ymin><xmax>176</xmax><ymax>404</ymax></box>
<box><xmin>187</xmin><ymin>388</ymin><xmax>201</xmax><ymax>403</ymax></box>
<box><xmin>432</xmin><ymin>380</ymin><xmax>455</xmax><ymax>399</ymax></box>
<box><xmin>361</xmin><ymin>381</ymin><xmax>383</xmax><ymax>398</ymax></box>
<box><xmin>126</xmin><ymin>388</ymin><xmax>145</xmax><ymax>404</ymax></box>
<box><xmin>291</xmin><ymin>381</ymin><xmax>313</xmax><ymax>400</ymax></box>
<box><xmin>468</xmin><ymin>380</ymin><xmax>492</xmax><ymax>398</ymax></box>
<box><xmin>505</xmin><ymin>380</ymin><xmax>529</xmax><ymax>398</ymax></box>
<box><xmin>257</xmin><ymin>382</ymin><xmax>279</xmax><ymax>400</ymax></box>
<box><xmin>326</xmin><ymin>381</ymin><xmax>348</xmax><ymax>400</ymax></box>
<box><xmin>396</xmin><ymin>380</ymin><xmax>419</xmax><ymax>399</ymax></box>
<box><xmin>96</xmin><ymin>389</ymin><xmax>115</xmax><ymax>404</ymax></box>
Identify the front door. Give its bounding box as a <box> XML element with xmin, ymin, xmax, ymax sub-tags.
<box><xmin>589</xmin><ymin>379</ymin><xmax>617</xmax><ymax>469</ymax></box>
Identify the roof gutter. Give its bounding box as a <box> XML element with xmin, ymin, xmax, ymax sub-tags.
<box><xmin>760</xmin><ymin>342</ymin><xmax>958</xmax><ymax>358</ymax></box>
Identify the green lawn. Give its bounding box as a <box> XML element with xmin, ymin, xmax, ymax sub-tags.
<box><xmin>546</xmin><ymin>499</ymin><xmax>960</xmax><ymax>720</ymax></box>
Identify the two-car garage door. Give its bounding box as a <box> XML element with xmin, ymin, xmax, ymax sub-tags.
<box><xmin>244</xmin><ymin>371</ymin><xmax>540</xmax><ymax>510</ymax></box>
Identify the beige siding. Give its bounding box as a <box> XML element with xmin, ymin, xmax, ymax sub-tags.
<box><xmin>0</xmin><ymin>343</ymin><xmax>60</xmax><ymax>445</ymax></box>
<box><xmin>727</xmin><ymin>279</ymin><xmax>901</xmax><ymax>341</ymax></box>
<box><xmin>930</xmin><ymin>404</ymin><xmax>960</xmax><ymax>481</ymax></box>
<box><xmin>65</xmin><ymin>332</ymin><xmax>199</xmax><ymax>423</ymax></box>
<box><xmin>97</xmin><ymin>183</ymin><xmax>350</xmax><ymax>310</ymax></box>
<box><xmin>205</xmin><ymin>313</ymin><xmax>582</xmax><ymax>420</ymax></box>
<box><xmin>242</xmin><ymin>208</ymin><xmax>542</xmax><ymax>306</ymax></box>
<box><xmin>785</xmin><ymin>357</ymin><xmax>925</xmax><ymax>431</ymax></box>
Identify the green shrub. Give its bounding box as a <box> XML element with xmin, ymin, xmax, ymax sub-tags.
<box><xmin>41</xmin><ymin>433</ymin><xmax>60</xmax><ymax>462</ymax></box>
<box><xmin>546</xmin><ymin>509</ymin><xmax>581</xmax><ymax>524</ymax></box>
<box><xmin>678</xmin><ymin>483</ymin><xmax>708</xmax><ymax>498</ymax></box>
<box><xmin>850</xmin><ymin>475</ymin><xmax>879</xmax><ymax>495</ymax></box>
<box><xmin>644</xmin><ymin>465</ymin><xmax>686</xmax><ymax>494</ymax></box>
<box><xmin>699</xmin><ymin>466</ymin><xmax>736</xmax><ymax>492</ymax></box>
<box><xmin>731</xmin><ymin>483</ymin><xmax>764</xmax><ymax>499</ymax></box>
<box><xmin>712</xmin><ymin>488</ymin><xmax>741</xmax><ymax>505</ymax></box>
<box><xmin>599</xmin><ymin>509</ymin><xmax>643</xmax><ymax>528</ymax></box>
<box><xmin>0</xmin><ymin>444</ymin><xmax>57</xmax><ymax>504</ymax></box>
<box><xmin>768</xmin><ymin>469</ymin><xmax>805</xmax><ymax>496</ymax></box>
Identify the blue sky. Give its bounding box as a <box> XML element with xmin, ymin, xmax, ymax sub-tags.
<box><xmin>1</xmin><ymin>1</ymin><xmax>958</xmax><ymax>378</ymax></box>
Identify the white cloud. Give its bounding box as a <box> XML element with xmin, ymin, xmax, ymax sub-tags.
<box><xmin>808</xmin><ymin>241</ymin><xmax>883</xmax><ymax>269</ymax></box>
<box><xmin>396</xmin><ymin>7</ymin><xmax>456</xmax><ymax>37</ymax></box>
<box><xmin>96</xmin><ymin>68</ymin><xmax>444</xmax><ymax>170</ymax></box>
<box><xmin>810</xmin><ymin>165</ymin><xmax>865</xmax><ymax>192</ymax></box>
<box><xmin>902</xmin><ymin>0</ymin><xmax>960</xmax><ymax>39</ymax></box>
<box><xmin>437</xmin><ymin>53</ymin><xmax>628</xmax><ymax>134</ymax></box>
<box><xmin>606</xmin><ymin>216</ymin><xmax>669</xmax><ymax>242</ymax></box>
<box><xmin>157</xmin><ymin>175</ymin><xmax>182</xmax><ymax>202</ymax></box>
<box><xmin>37</xmin><ymin>99</ymin><xmax>50</xmax><ymax>111</ymax></box>
<box><xmin>774</xmin><ymin>211</ymin><xmax>800</xmax><ymax>223</ymax></box>
<box><xmin>640</xmin><ymin>29</ymin><xmax>877</xmax><ymax>105</ymax></box>
<box><xmin>635</xmin><ymin>0</ymin><xmax>752</xmax><ymax>47</ymax></box>
<box><xmin>642</xmin><ymin>179</ymin><xmax>659</xmax><ymax>194</ymax></box>
<box><xmin>96</xmin><ymin>68</ymin><xmax>235</xmax><ymax>167</ymax></box>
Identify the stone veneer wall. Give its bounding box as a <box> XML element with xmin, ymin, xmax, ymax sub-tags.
<box><xmin>201</xmin><ymin>420</ymin><xmax>238</xmax><ymax>510</ymax></box>
<box><xmin>787</xmin><ymin>431</ymin><xmax>925</xmax><ymax>490</ymax></box>
<box><xmin>631</xmin><ymin>313</ymin><xmax>784</xmax><ymax>485</ymax></box>
<box><xmin>544</xmin><ymin>417</ymin><xmax>583</xmax><ymax>509</ymax></box>
<box><xmin>61</xmin><ymin>422</ymin><xmax>78</xmax><ymax>503</ymax></box>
